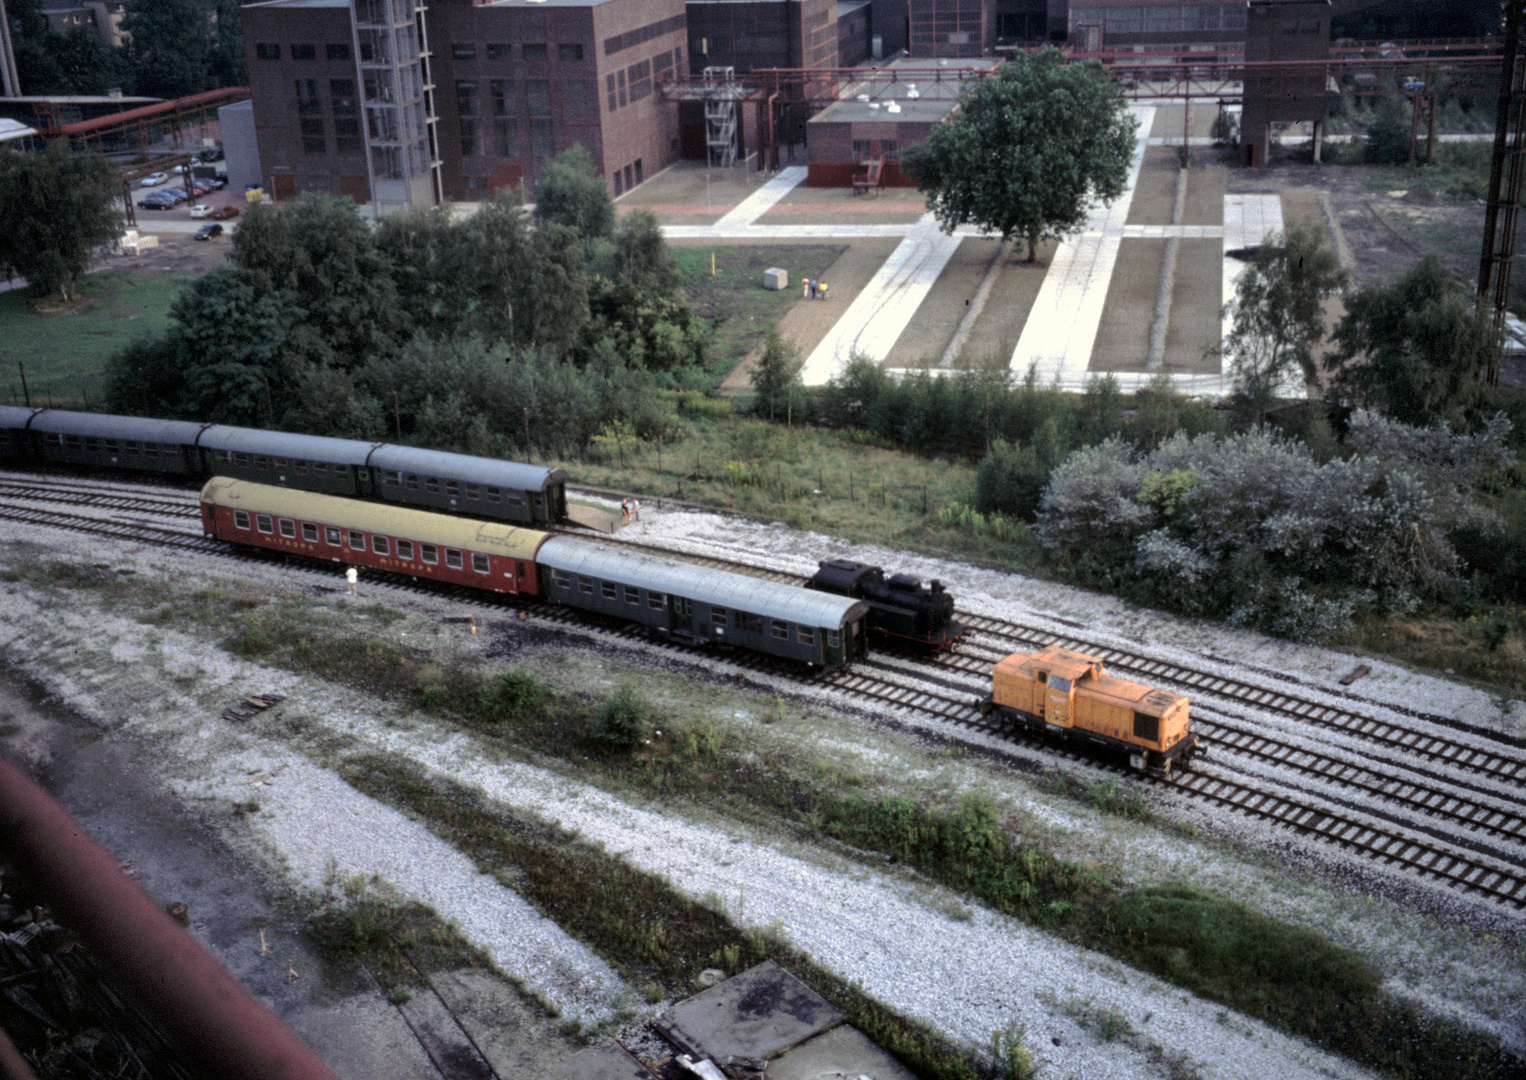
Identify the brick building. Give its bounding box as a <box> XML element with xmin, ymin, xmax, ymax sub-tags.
<box><xmin>241</xmin><ymin>0</ymin><xmax>686</xmax><ymax>208</ymax></box>
<box><xmin>907</xmin><ymin>0</ymin><xmax>991</xmax><ymax>57</ymax></box>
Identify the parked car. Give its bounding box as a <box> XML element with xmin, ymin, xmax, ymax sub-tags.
<box><xmin>198</xmin><ymin>148</ymin><xmax>224</xmax><ymax>162</ymax></box>
<box><xmin>189</xmin><ymin>204</ymin><xmax>212</xmax><ymax>218</ymax></box>
<box><xmin>138</xmin><ymin>192</ymin><xmax>178</xmax><ymax>209</ymax></box>
<box><xmin>139</xmin><ymin>172</ymin><xmax>168</xmax><ymax>187</ymax></box>
<box><xmin>210</xmin><ymin>206</ymin><xmax>240</xmax><ymax>220</ymax></box>
<box><xmin>193</xmin><ymin>223</ymin><xmax>224</xmax><ymax>241</ymax></box>
<box><xmin>191</xmin><ymin>182</ymin><xmax>213</xmax><ymax>197</ymax></box>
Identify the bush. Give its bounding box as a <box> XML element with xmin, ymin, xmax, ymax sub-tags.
<box><xmin>479</xmin><ymin>669</ymin><xmax>547</xmax><ymax>722</ymax></box>
<box><xmin>974</xmin><ymin>439</ymin><xmax>1051</xmax><ymax>520</ymax></box>
<box><xmin>591</xmin><ymin>683</ymin><xmax>652</xmax><ymax>747</ymax></box>
<box><xmin>1364</xmin><ymin>98</ymin><xmax>1413</xmax><ymax>165</ymax></box>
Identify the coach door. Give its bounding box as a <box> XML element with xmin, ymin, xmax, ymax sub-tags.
<box><xmin>670</xmin><ymin>595</ymin><xmax>693</xmax><ymax>634</ymax></box>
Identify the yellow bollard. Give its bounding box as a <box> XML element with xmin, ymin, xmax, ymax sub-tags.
<box><xmin>711</xmin><ymin>251</ymin><xmax>716</xmax><ymax>276</ymax></box>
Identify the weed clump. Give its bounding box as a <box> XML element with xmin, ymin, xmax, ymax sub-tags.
<box><xmin>591</xmin><ymin>683</ymin><xmax>651</xmax><ymax>747</ymax></box>
<box><xmin>478</xmin><ymin>668</ymin><xmax>548</xmax><ymax>723</ymax></box>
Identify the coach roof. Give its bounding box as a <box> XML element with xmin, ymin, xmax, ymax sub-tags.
<box><xmin>536</xmin><ymin>536</ymin><xmax>870</xmax><ymax>628</ymax></box>
<box><xmin>201</xmin><ymin>478</ymin><xmax>553</xmax><ymax>561</ymax></box>
<box><xmin>28</xmin><ymin>409</ymin><xmax>208</xmax><ymax>445</ymax></box>
<box><xmin>197</xmin><ymin>425</ymin><xmax>379</xmax><ymax>464</ymax></box>
<box><xmin>366</xmin><ymin>445</ymin><xmax>567</xmax><ymax>492</ymax></box>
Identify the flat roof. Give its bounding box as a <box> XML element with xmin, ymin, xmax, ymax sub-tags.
<box><xmin>478</xmin><ymin>0</ymin><xmax>618</xmax><ymax>8</ymax></box>
<box><xmin>242</xmin><ymin>0</ymin><xmax>351</xmax><ymax>8</ymax></box>
<box><xmin>0</xmin><ymin>95</ymin><xmax>159</xmax><ymax>103</ymax></box>
<box><xmin>837</xmin><ymin>0</ymin><xmax>870</xmax><ymax>13</ymax></box>
<box><xmin>809</xmin><ymin>96</ymin><xmax>958</xmax><ymax>123</ymax></box>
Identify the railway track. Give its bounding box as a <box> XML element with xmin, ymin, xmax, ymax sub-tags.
<box><xmin>2</xmin><ymin>481</ymin><xmax>1525</xmax><ymax>910</ymax></box>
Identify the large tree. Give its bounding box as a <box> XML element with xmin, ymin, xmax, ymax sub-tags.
<box><xmin>533</xmin><ymin>144</ymin><xmax>613</xmax><ymax>242</ymax></box>
<box><xmin>121</xmin><ymin>0</ymin><xmax>212</xmax><ymax>99</ymax></box>
<box><xmin>0</xmin><ymin>142</ymin><xmax>122</xmax><ymax>301</ymax></box>
<box><xmin>902</xmin><ymin>47</ymin><xmax>1137</xmax><ymax>261</ymax></box>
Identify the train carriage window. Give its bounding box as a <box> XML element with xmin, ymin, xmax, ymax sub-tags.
<box><xmin>624</xmin><ymin>585</ymin><xmax>640</xmax><ymax>605</ymax></box>
<box><xmin>373</xmin><ymin>536</ymin><xmax>389</xmax><ymax>555</ymax></box>
<box><xmin>405</xmin><ymin>474</ymin><xmax>419</xmax><ymax>491</ymax></box>
<box><xmin>445</xmin><ymin>549</ymin><xmax>463</xmax><ymax>569</ymax></box>
<box><xmin>648</xmin><ymin>592</ymin><xmax>665</xmax><ymax>608</ymax></box>
<box><xmin>675</xmin><ymin>598</ymin><xmax>693</xmax><ymax>616</ymax></box>
<box><xmin>294</xmin><ymin>460</ymin><xmax>308</xmax><ymax>475</ymax></box>
<box><xmin>472</xmin><ymin>553</ymin><xmax>490</xmax><ymax>574</ymax></box>
<box><xmin>505</xmin><ymin>493</ymin><xmax>525</xmax><ymax>507</ymax></box>
<box><xmin>396</xmin><ymin>540</ymin><xmax>413</xmax><ymax>560</ymax></box>
<box><xmin>104</xmin><ymin>439</ymin><xmax>118</xmax><ymax>453</ymax></box>
<box><xmin>279</xmin><ymin>519</ymin><xmax>296</xmax><ymax>538</ymax></box>
<box><xmin>273</xmin><ymin>458</ymin><xmax>288</xmax><ymax>471</ymax></box>
<box><xmin>771</xmin><ymin>620</ymin><xmax>788</xmax><ymax>640</ymax></box>
<box><xmin>424</xmin><ymin>477</ymin><xmax>439</xmax><ymax>494</ymax></box>
<box><xmin>313</xmin><ymin>463</ymin><xmax>328</xmax><ymax>477</ymax></box>
<box><xmin>46</xmin><ymin>433</ymin><xmax>62</xmax><ymax>446</ymax></box>
<box><xmin>465</xmin><ymin>484</ymin><xmax>480</xmax><ymax>501</ymax></box>
<box><xmin>252</xmin><ymin>456</ymin><xmax>268</xmax><ymax>470</ymax></box>
<box><xmin>578</xmin><ymin>576</ymin><xmax>594</xmax><ymax>594</ymax></box>
<box><xmin>325</xmin><ymin>526</ymin><xmax>341</xmax><ymax>546</ymax></box>
<box><xmin>445</xmin><ymin>480</ymin><xmax>460</xmax><ymax>498</ymax></box>
<box><xmin>711</xmin><ymin>608</ymin><xmax>727</xmax><ymax>626</ymax></box>
<box><xmin>213</xmin><ymin>449</ymin><xmax>229</xmax><ymax>462</ymax></box>
<box><xmin>65</xmin><ymin>435</ymin><xmax>81</xmax><ymax>448</ymax></box>
<box><xmin>601</xmin><ymin>581</ymin><xmax>617</xmax><ymax>599</ymax></box>
<box><xmin>256</xmin><ymin>514</ymin><xmax>273</xmax><ymax>533</ymax></box>
<box><xmin>123</xmin><ymin>441</ymin><xmax>140</xmax><ymax>455</ymax></box>
<box><xmin>143</xmin><ymin>443</ymin><xmax>158</xmax><ymax>457</ymax></box>
<box><xmin>233</xmin><ymin>510</ymin><xmax>251</xmax><ymax>530</ymax></box>
<box><xmin>553</xmin><ymin>569</ymin><xmax>572</xmax><ymax>588</ymax></box>
<box><xmin>743</xmin><ymin>613</ymin><xmax>763</xmax><ymax>633</ymax></box>
<box><xmin>302</xmin><ymin>523</ymin><xmax>319</xmax><ymax>542</ymax></box>
<box><xmin>333</xmin><ymin>464</ymin><xmax>349</xmax><ymax>477</ymax></box>
<box><xmin>486</xmin><ymin>487</ymin><xmax>500</xmax><ymax>503</ymax></box>
<box><xmin>382</xmin><ymin>470</ymin><xmax>401</xmax><ymax>487</ymax></box>
<box><xmin>85</xmin><ymin>438</ymin><xmax>100</xmax><ymax>451</ymax></box>
<box><xmin>1133</xmin><ymin>712</ymin><xmax>1159</xmax><ymax>742</ymax></box>
<box><xmin>349</xmin><ymin>530</ymin><xmax>365</xmax><ymax>550</ymax></box>
<box><xmin>797</xmin><ymin>626</ymin><xmax>814</xmax><ymax>645</ymax></box>
<box><xmin>232</xmin><ymin>452</ymin><xmax>248</xmax><ymax>466</ymax></box>
<box><xmin>827</xmin><ymin>628</ymin><xmax>840</xmax><ymax>648</ymax></box>
<box><xmin>421</xmin><ymin>544</ymin><xmax>439</xmax><ymax>564</ymax></box>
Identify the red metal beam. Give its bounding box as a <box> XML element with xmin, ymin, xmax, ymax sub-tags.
<box><xmin>0</xmin><ymin>757</ymin><xmax>342</xmax><ymax>1080</ymax></box>
<box><xmin>48</xmin><ymin>87</ymin><xmax>250</xmax><ymax>137</ymax></box>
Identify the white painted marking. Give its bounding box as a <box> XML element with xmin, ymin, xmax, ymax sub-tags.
<box><xmin>711</xmin><ymin>166</ymin><xmax>808</xmax><ymax>230</ymax></box>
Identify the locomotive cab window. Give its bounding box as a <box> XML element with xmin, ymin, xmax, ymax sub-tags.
<box><xmin>325</xmin><ymin>526</ymin><xmax>342</xmax><ymax>546</ymax></box>
<box><xmin>1133</xmin><ymin>712</ymin><xmax>1159</xmax><ymax>742</ymax></box>
<box><xmin>302</xmin><ymin>523</ymin><xmax>319</xmax><ymax>542</ymax></box>
<box><xmin>1049</xmin><ymin>676</ymin><xmax>1072</xmax><ymax>693</ymax></box>
<box><xmin>396</xmin><ymin>540</ymin><xmax>413</xmax><ymax>560</ymax></box>
<box><xmin>373</xmin><ymin>536</ymin><xmax>389</xmax><ymax>555</ymax></box>
<box><xmin>421</xmin><ymin>544</ymin><xmax>439</xmax><ymax>565</ymax></box>
<box><xmin>256</xmin><ymin>514</ymin><xmax>273</xmax><ymax>533</ymax></box>
<box><xmin>349</xmin><ymin>531</ymin><xmax>365</xmax><ymax>550</ymax></box>
<box><xmin>279</xmin><ymin>519</ymin><xmax>296</xmax><ymax>538</ymax></box>
<box><xmin>445</xmin><ymin>549</ymin><xmax>463</xmax><ymax>570</ymax></box>
<box><xmin>1036</xmin><ymin>671</ymin><xmax>1048</xmax><ymax>685</ymax></box>
<box><xmin>233</xmin><ymin>510</ymin><xmax>251</xmax><ymax>530</ymax></box>
<box><xmin>472</xmin><ymin>553</ymin><xmax>490</xmax><ymax>574</ymax></box>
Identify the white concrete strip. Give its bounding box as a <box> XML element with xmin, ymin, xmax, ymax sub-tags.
<box><xmin>1221</xmin><ymin>193</ymin><xmax>1303</xmax><ymax>396</ymax></box>
<box><xmin>883</xmin><ymin>366</ymin><xmax>1236</xmax><ymax>396</ymax></box>
<box><xmin>799</xmin><ymin>214</ymin><xmax>966</xmax><ymax>386</ymax></box>
<box><xmin>1122</xmin><ymin>224</ymin><xmax>1223</xmax><ymax>239</ymax></box>
<box><xmin>712</xmin><ymin>166</ymin><xmax>808</xmax><ymax>230</ymax></box>
<box><xmin>663</xmin><ymin>223</ymin><xmax>919</xmax><ymax>240</ymax></box>
<box><xmin>1007</xmin><ymin>104</ymin><xmax>1156</xmax><ymax>382</ymax></box>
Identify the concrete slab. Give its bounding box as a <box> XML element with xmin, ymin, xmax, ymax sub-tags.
<box><xmin>430</xmin><ymin>968</ymin><xmax>586</xmax><ymax>1079</ymax></box>
<box><xmin>715</xmin><ymin>168</ymin><xmax>808</xmax><ymax>230</ymax></box>
<box><xmin>556</xmin><ymin>1042</ymin><xmax>661</xmax><ymax>1080</ymax></box>
<box><xmin>567</xmin><ymin>502</ymin><xmax>620</xmax><ymax>533</ymax></box>
<box><xmin>395</xmin><ymin>981</ymin><xmax>495</xmax><ymax>1079</ymax></box>
<box><xmin>765</xmin><ymin>1024</ymin><xmax>918</xmax><ymax>1080</ymax></box>
<box><xmin>665</xmin><ymin>961</ymin><xmax>843</xmax><ymax>1063</ymax></box>
<box><xmin>283</xmin><ymin>993</ymin><xmax>442</xmax><ymax>1080</ymax></box>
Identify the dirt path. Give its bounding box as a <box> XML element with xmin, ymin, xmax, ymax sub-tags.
<box><xmin>882</xmin><ymin>236</ymin><xmax>1005</xmax><ymax>367</ymax></box>
<box><xmin>955</xmin><ymin>240</ymin><xmax>1056</xmax><ymax>368</ymax></box>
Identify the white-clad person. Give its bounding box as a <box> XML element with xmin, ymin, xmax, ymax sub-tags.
<box><xmin>346</xmin><ymin>565</ymin><xmax>358</xmax><ymax>596</ymax></box>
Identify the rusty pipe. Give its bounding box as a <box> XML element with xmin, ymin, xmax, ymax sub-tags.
<box><xmin>0</xmin><ymin>757</ymin><xmax>341</xmax><ymax>1080</ymax></box>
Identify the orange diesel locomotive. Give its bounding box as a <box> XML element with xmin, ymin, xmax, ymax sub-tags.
<box><xmin>987</xmin><ymin>646</ymin><xmax>1198</xmax><ymax>775</ymax></box>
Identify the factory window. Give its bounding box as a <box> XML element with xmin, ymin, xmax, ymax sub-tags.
<box><xmin>827</xmin><ymin>628</ymin><xmax>840</xmax><ymax>648</ymax></box>
<box><xmin>485</xmin><ymin>486</ymin><xmax>501</xmax><ymax>503</ymax></box>
<box><xmin>648</xmin><ymin>591</ymin><xmax>666</xmax><ymax>608</ymax></box>
<box><xmin>313</xmin><ymin>462</ymin><xmax>328</xmax><ymax>476</ymax></box>
<box><xmin>797</xmin><ymin>626</ymin><xmax>814</xmax><ymax>645</ymax></box>
<box><xmin>327</xmin><ymin>42</ymin><xmax>350</xmax><ymax>60</ymax></box>
<box><xmin>256</xmin><ymin>43</ymin><xmax>280</xmax><ymax>60</ymax></box>
<box><xmin>465</xmin><ymin>483</ymin><xmax>480</xmax><ymax>500</ymax></box>
<box><xmin>444</xmin><ymin>480</ymin><xmax>460</xmax><ymax>498</ymax></box>
<box><xmin>771</xmin><ymin>620</ymin><xmax>788</xmax><ymax>640</ymax></box>
<box><xmin>301</xmin><ymin>118</ymin><xmax>326</xmax><ymax>154</ymax></box>
<box><xmin>302</xmin><ymin>523</ymin><xmax>319</xmax><ymax>542</ymax></box>
<box><xmin>602</xmin><ymin>581</ymin><xmax>617</xmax><ymax>599</ymax></box>
<box><xmin>421</xmin><ymin>544</ymin><xmax>439</xmax><ymax>564</ymax></box>
<box><xmin>296</xmin><ymin>78</ymin><xmax>322</xmax><ymax>115</ymax></box>
<box><xmin>634</xmin><ymin>159</ymin><xmax>642</xmax><ymax>184</ymax></box>
<box><xmin>612</xmin><ymin>169</ymin><xmax>622</xmax><ymax>195</ymax></box>
<box><xmin>711</xmin><ymin>608</ymin><xmax>727</xmax><ymax>626</ymax></box>
<box><xmin>486</xmin><ymin>43</ymin><xmax>511</xmax><ymax>61</ymax></box>
<box><xmin>1133</xmin><ymin>712</ymin><xmax>1160</xmax><ymax>742</ymax></box>
<box><xmin>382</xmin><ymin>470</ymin><xmax>401</xmax><ymax>487</ymax></box>
<box><xmin>405</xmin><ymin>474</ymin><xmax>419</xmax><ymax>490</ymax></box>
<box><xmin>325</xmin><ymin>526</ymin><xmax>342</xmax><ymax>546</ymax></box>
<box><xmin>491</xmin><ymin>81</ymin><xmax>517</xmax><ymax>155</ymax></box>
<box><xmin>626</xmin><ymin>58</ymin><xmax>651</xmax><ymax>102</ymax></box>
<box><xmin>523</xmin><ymin>42</ymin><xmax>547</xmax><ymax>61</ymax></box>
<box><xmin>234</xmin><ymin>510</ymin><xmax>250</xmax><ymax>530</ymax></box>
<box><xmin>625</xmin><ymin>586</ymin><xmax>641</xmax><ymax>605</ymax></box>
<box><xmin>452</xmin><ymin>42</ymin><xmax>476</xmax><ymax>60</ymax></box>
<box><xmin>553</xmin><ymin>569</ymin><xmax>572</xmax><ymax>588</ymax></box>
<box><xmin>291</xmin><ymin>44</ymin><xmax>316</xmax><ymax>60</ymax></box>
<box><xmin>396</xmin><ymin>540</ymin><xmax>413</xmax><ymax>560</ymax></box>
<box><xmin>578</xmin><ymin>575</ymin><xmax>594</xmax><ymax>594</ymax></box>
<box><xmin>445</xmin><ymin>548</ymin><xmax>463</xmax><ymax>569</ymax></box>
<box><xmin>558</xmin><ymin>43</ymin><xmax>583</xmax><ymax>61</ymax></box>
<box><xmin>358</xmin><ymin>30</ymin><xmax>390</xmax><ymax>62</ymax></box>
<box><xmin>256</xmin><ymin>514</ymin><xmax>273</xmax><ymax>533</ymax></box>
<box><xmin>472</xmin><ymin>553</ymin><xmax>490</xmax><ymax>573</ymax></box>
<box><xmin>530</xmin><ymin>119</ymin><xmax>553</xmax><ymax>157</ymax></box>
<box><xmin>457</xmin><ymin>80</ymin><xmax>483</xmax><ymax>155</ymax></box>
<box><xmin>425</xmin><ymin>477</ymin><xmax>439</xmax><ymax>493</ymax></box>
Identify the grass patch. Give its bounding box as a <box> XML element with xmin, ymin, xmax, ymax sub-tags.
<box><xmin>674</xmin><ymin>245</ymin><xmax>846</xmax><ymax>381</ymax></box>
<box><xmin>0</xmin><ymin>270</ymin><xmax>193</xmax><ymax>407</ymax></box>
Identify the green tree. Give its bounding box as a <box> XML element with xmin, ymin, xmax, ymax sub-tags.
<box><xmin>902</xmin><ymin>48</ymin><xmax>1138</xmax><ymax>261</ymax></box>
<box><xmin>121</xmin><ymin>0</ymin><xmax>213</xmax><ymax>98</ymax></box>
<box><xmin>1326</xmin><ymin>253</ymin><xmax>1498</xmax><ymax>428</ymax></box>
<box><xmin>1222</xmin><ymin>222</ymin><xmax>1346</xmax><ymax>425</ymax></box>
<box><xmin>0</xmin><ymin>142</ymin><xmax>122</xmax><ymax>301</ymax></box>
<box><xmin>1363</xmin><ymin>96</ymin><xmax>1412</xmax><ymax>165</ymax></box>
<box><xmin>751</xmin><ymin>328</ymin><xmax>803</xmax><ymax>421</ymax></box>
<box><xmin>533</xmin><ymin>144</ymin><xmax>613</xmax><ymax>241</ymax></box>
<box><xmin>607</xmin><ymin>208</ymin><xmax>678</xmax><ymax>294</ymax></box>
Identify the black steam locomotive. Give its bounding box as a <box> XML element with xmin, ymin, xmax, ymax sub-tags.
<box><xmin>807</xmin><ymin>560</ymin><xmax>966</xmax><ymax>652</ymax></box>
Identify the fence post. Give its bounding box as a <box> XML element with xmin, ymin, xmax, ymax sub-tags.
<box><xmin>849</xmin><ymin>472</ymin><xmax>854</xmax><ymax>501</ymax></box>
